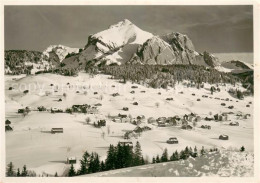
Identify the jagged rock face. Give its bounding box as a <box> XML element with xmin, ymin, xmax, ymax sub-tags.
<box><xmin>203</xmin><ymin>52</ymin><xmax>220</xmax><ymax>67</ymax></box>
<box><xmin>161</xmin><ymin>32</ymin><xmax>195</xmax><ymax>51</ymax></box>
<box><xmin>160</xmin><ymin>32</ymin><xmax>200</xmax><ymax>65</ymax></box>
<box><xmin>129</xmin><ymin>36</ymin><xmax>177</xmax><ymax>65</ymax></box>
<box><xmin>129</xmin><ymin>33</ymin><xmax>220</xmax><ymax>67</ymax></box>
<box><xmin>129</xmin><ymin>35</ymin><xmax>204</xmax><ymax>65</ymax></box>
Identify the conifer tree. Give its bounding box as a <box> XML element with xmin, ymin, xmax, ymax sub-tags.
<box><xmin>100</xmin><ymin>161</ymin><xmax>106</xmax><ymax>171</ymax></box>
<box><xmin>133</xmin><ymin>141</ymin><xmax>142</xmax><ymax>166</ymax></box>
<box><xmin>240</xmin><ymin>146</ymin><xmax>245</xmax><ymax>152</ymax></box>
<box><xmin>200</xmin><ymin>146</ymin><xmax>206</xmax><ymax>156</ymax></box>
<box><xmin>79</xmin><ymin>151</ymin><xmax>90</xmax><ymax>175</ymax></box>
<box><xmin>6</xmin><ymin>162</ymin><xmax>15</xmax><ymax>177</ymax></box>
<box><xmin>21</xmin><ymin>165</ymin><xmax>28</xmax><ymax>177</ymax></box>
<box><xmin>105</xmin><ymin>144</ymin><xmax>116</xmax><ymax>170</ymax></box>
<box><xmin>17</xmin><ymin>168</ymin><xmax>21</xmax><ymax>177</ymax></box>
<box><xmin>193</xmin><ymin>146</ymin><xmax>198</xmax><ymax>157</ymax></box>
<box><xmin>152</xmin><ymin>157</ymin><xmax>156</xmax><ymax>164</ymax></box>
<box><xmin>156</xmin><ymin>155</ymin><xmax>160</xmax><ymax>163</ymax></box>
<box><xmin>161</xmin><ymin>148</ymin><xmax>168</xmax><ymax>162</ymax></box>
<box><xmin>68</xmin><ymin>164</ymin><xmax>76</xmax><ymax>177</ymax></box>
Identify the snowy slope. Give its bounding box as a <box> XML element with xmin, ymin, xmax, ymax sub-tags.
<box><xmin>92</xmin><ymin>19</ymin><xmax>153</xmax><ymax>48</ymax></box>
<box><xmin>81</xmin><ymin>150</ymin><xmax>253</xmax><ymax>177</ymax></box>
<box><xmin>77</xmin><ymin>19</ymin><xmax>153</xmax><ymax>66</ymax></box>
<box><xmin>216</xmin><ymin>60</ymin><xmax>253</xmax><ymax>73</ymax></box>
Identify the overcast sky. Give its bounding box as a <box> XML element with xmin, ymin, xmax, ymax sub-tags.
<box><xmin>4</xmin><ymin>5</ymin><xmax>253</xmax><ymax>53</ymax></box>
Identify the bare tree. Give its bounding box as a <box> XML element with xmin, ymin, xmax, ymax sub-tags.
<box><xmin>85</xmin><ymin>117</ymin><xmax>91</xmax><ymax>124</ymax></box>
<box><xmin>155</xmin><ymin>102</ymin><xmax>160</xmax><ymax>108</ymax></box>
<box><xmin>100</xmin><ymin>95</ymin><xmax>104</xmax><ymax>100</ymax></box>
<box><xmin>107</xmin><ymin>125</ymin><xmax>110</xmax><ymax>135</ymax></box>
<box><xmin>63</xmin><ymin>93</ymin><xmax>67</xmax><ymax>99</ymax></box>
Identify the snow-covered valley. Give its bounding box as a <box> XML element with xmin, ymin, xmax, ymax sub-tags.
<box><xmin>5</xmin><ymin>72</ymin><xmax>254</xmax><ymax>176</ymax></box>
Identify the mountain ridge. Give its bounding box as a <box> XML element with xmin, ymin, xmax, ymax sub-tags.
<box><xmin>4</xmin><ymin>19</ymin><xmax>253</xmax><ymax>74</ymax></box>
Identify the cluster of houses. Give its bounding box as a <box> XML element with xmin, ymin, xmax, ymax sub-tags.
<box><xmin>94</xmin><ymin>120</ymin><xmax>106</xmax><ymax>128</ymax></box>
<box><xmin>50</xmin><ymin>104</ymin><xmax>99</xmax><ymax>114</ymax></box>
<box><xmin>124</xmin><ymin>126</ymin><xmax>152</xmax><ymax>139</ymax></box>
<box><xmin>70</xmin><ymin>104</ymin><xmax>98</xmax><ymax>114</ymax></box>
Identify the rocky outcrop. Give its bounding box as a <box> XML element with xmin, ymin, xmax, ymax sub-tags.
<box><xmin>128</xmin><ymin>36</ymin><xmax>177</xmax><ymax>65</ymax></box>
<box><xmin>128</xmin><ymin>32</ymin><xmax>220</xmax><ymax>67</ymax></box>
<box><xmin>203</xmin><ymin>51</ymin><xmax>220</xmax><ymax>67</ymax></box>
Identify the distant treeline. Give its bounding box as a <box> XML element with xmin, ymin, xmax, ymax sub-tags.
<box><xmin>99</xmin><ymin>64</ymin><xmax>242</xmax><ymax>89</ymax></box>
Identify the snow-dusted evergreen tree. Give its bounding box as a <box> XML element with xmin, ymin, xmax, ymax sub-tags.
<box><xmin>6</xmin><ymin>162</ymin><xmax>15</xmax><ymax>177</ymax></box>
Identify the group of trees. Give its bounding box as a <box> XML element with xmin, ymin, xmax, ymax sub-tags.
<box><xmin>69</xmin><ymin>141</ymin><xmax>145</xmax><ymax>176</ymax></box>
<box><xmin>7</xmin><ymin>145</ymin><xmax>246</xmax><ymax>177</ymax></box>
<box><xmin>6</xmin><ymin>163</ymin><xmax>35</xmax><ymax>177</ymax></box>
<box><xmin>5</xmin><ymin>50</ymin><xmax>41</xmax><ymax>75</ymax></box>
<box><xmin>151</xmin><ymin>146</ymin><xmax>212</xmax><ymax>164</ymax></box>
<box><xmin>100</xmin><ymin>65</ymin><xmax>241</xmax><ymax>89</ymax></box>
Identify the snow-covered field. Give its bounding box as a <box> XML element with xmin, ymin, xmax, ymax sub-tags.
<box><xmin>5</xmin><ymin>72</ymin><xmax>254</xmax><ymax>176</ymax></box>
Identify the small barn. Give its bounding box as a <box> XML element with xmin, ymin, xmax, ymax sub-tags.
<box><xmin>166</xmin><ymin>137</ymin><xmax>178</xmax><ymax>144</ymax></box>
<box><xmin>119</xmin><ymin>142</ymin><xmax>133</xmax><ymax>148</ymax></box>
<box><xmin>121</xmin><ymin>117</ymin><xmax>131</xmax><ymax>123</ymax></box>
<box><xmin>201</xmin><ymin>125</ymin><xmax>211</xmax><ymax>129</ymax></box>
<box><xmin>158</xmin><ymin>122</ymin><xmax>166</xmax><ymax>127</ymax></box>
<box><xmin>112</xmin><ymin>117</ymin><xmax>121</xmax><ymax>123</ymax></box>
<box><xmin>181</xmin><ymin>119</ymin><xmax>188</xmax><ymax>126</ymax></box>
<box><xmin>229</xmin><ymin>122</ymin><xmax>239</xmax><ymax>126</ymax></box>
<box><xmin>244</xmin><ymin>114</ymin><xmax>251</xmax><ymax>119</ymax></box>
<box><xmin>219</xmin><ymin>135</ymin><xmax>229</xmax><ymax>140</ymax></box>
<box><xmin>5</xmin><ymin>125</ymin><xmax>13</xmax><ymax>132</ymax></box>
<box><xmin>157</xmin><ymin>117</ymin><xmax>166</xmax><ymax>123</ymax></box>
<box><xmin>147</xmin><ymin>117</ymin><xmax>156</xmax><ymax>124</ymax></box>
<box><xmin>194</xmin><ymin>116</ymin><xmax>202</xmax><ymax>122</ymax></box>
<box><xmin>123</xmin><ymin>107</ymin><xmax>129</xmax><ymax>111</ymax></box>
<box><xmin>5</xmin><ymin>119</ymin><xmax>11</xmax><ymax>125</ymax></box>
<box><xmin>18</xmin><ymin>109</ymin><xmax>25</xmax><ymax>113</ymax></box>
<box><xmin>142</xmin><ymin>126</ymin><xmax>152</xmax><ymax>131</ymax></box>
<box><xmin>118</xmin><ymin>114</ymin><xmax>127</xmax><ymax>118</ymax></box>
<box><xmin>133</xmin><ymin>102</ymin><xmax>138</xmax><ymax>105</ymax></box>
<box><xmin>183</xmin><ymin>114</ymin><xmax>189</xmax><ymax>120</ymax></box>
<box><xmin>124</xmin><ymin>131</ymin><xmax>138</xmax><ymax>139</ymax></box>
<box><xmin>181</xmin><ymin>124</ymin><xmax>193</xmax><ymax>130</ymax></box>
<box><xmin>133</xmin><ymin>126</ymin><xmax>143</xmax><ymax>133</ymax></box>
<box><xmin>51</xmin><ymin>128</ymin><xmax>63</xmax><ymax>134</ymax></box>
<box><xmin>67</xmin><ymin>157</ymin><xmax>76</xmax><ymax>164</ymax></box>
<box><xmin>86</xmin><ymin>107</ymin><xmax>98</xmax><ymax>114</ymax></box>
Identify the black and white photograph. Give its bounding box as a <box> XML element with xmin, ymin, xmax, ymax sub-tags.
<box><xmin>1</xmin><ymin>1</ymin><xmax>260</xmax><ymax>182</ymax></box>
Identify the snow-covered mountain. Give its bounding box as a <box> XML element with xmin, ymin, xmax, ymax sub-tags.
<box><xmin>72</xmin><ymin>19</ymin><xmax>154</xmax><ymax>67</ymax></box>
<box><xmin>41</xmin><ymin>45</ymin><xmax>79</xmax><ymax>63</ymax></box>
<box><xmin>4</xmin><ymin>19</ymin><xmax>253</xmax><ymax>74</ymax></box>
